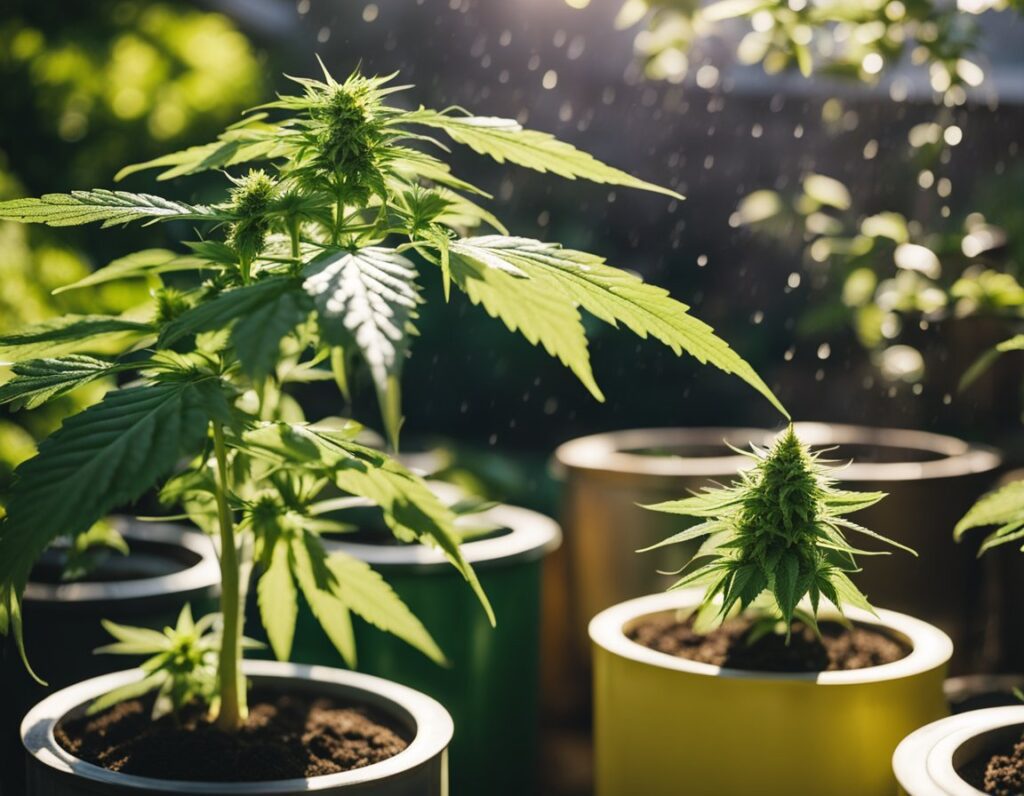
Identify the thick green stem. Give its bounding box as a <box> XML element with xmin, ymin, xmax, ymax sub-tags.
<box><xmin>212</xmin><ymin>423</ymin><xmax>245</xmax><ymax>731</ymax></box>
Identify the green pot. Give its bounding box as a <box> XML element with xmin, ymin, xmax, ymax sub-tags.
<box><xmin>1</xmin><ymin>520</ymin><xmax>219</xmax><ymax>796</ymax></box>
<box><xmin>286</xmin><ymin>498</ymin><xmax>560</xmax><ymax>796</ymax></box>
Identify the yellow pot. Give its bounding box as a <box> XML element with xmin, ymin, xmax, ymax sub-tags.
<box><xmin>590</xmin><ymin>590</ymin><xmax>952</xmax><ymax>796</ymax></box>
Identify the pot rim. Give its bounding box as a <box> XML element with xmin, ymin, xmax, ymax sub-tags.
<box><xmin>23</xmin><ymin>520</ymin><xmax>219</xmax><ymax>605</ymax></box>
<box><xmin>324</xmin><ymin>500</ymin><xmax>561</xmax><ymax>570</ymax></box>
<box><xmin>589</xmin><ymin>589</ymin><xmax>952</xmax><ymax>684</ymax></box>
<box><xmin>893</xmin><ymin>706</ymin><xmax>1024</xmax><ymax>796</ymax></box>
<box><xmin>555</xmin><ymin>423</ymin><xmax>1001</xmax><ymax>483</ymax></box>
<box><xmin>22</xmin><ymin>660</ymin><xmax>453</xmax><ymax>793</ymax></box>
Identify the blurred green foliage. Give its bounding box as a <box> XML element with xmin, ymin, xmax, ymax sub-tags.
<box><xmin>0</xmin><ymin>1</ymin><xmax>264</xmax><ymax>493</ymax></box>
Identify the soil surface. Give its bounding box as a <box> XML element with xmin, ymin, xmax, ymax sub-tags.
<box><xmin>628</xmin><ymin>612</ymin><xmax>911</xmax><ymax>672</ymax></box>
<box><xmin>56</xmin><ymin>688</ymin><xmax>410</xmax><ymax>781</ymax></box>
<box><xmin>960</xmin><ymin>736</ymin><xmax>1024</xmax><ymax>795</ymax></box>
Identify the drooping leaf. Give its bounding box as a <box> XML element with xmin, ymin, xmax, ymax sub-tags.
<box><xmin>302</xmin><ymin>248</ymin><xmax>420</xmax><ymax>448</ymax></box>
<box><xmin>0</xmin><ymin>381</ymin><xmax>213</xmax><ymax>595</ymax></box>
<box><xmin>0</xmin><ymin>190</ymin><xmax>214</xmax><ymax>228</ymax></box>
<box><xmin>0</xmin><ymin>356</ymin><xmax>121</xmax><ymax>411</ymax></box>
<box><xmin>327</xmin><ymin>552</ymin><xmax>445</xmax><ymax>664</ymax></box>
<box><xmin>955</xmin><ymin>480</ymin><xmax>1024</xmax><ymax>543</ymax></box>
<box><xmin>448</xmin><ymin>240</ymin><xmax>601</xmax><ymax>399</ymax></box>
<box><xmin>0</xmin><ymin>316</ymin><xmax>152</xmax><ymax>363</ymax></box>
<box><xmin>450</xmin><ymin>236</ymin><xmax>786</xmax><ymax>415</ymax></box>
<box><xmin>289</xmin><ymin>532</ymin><xmax>356</xmax><ymax>667</ymax></box>
<box><xmin>257</xmin><ymin>538</ymin><xmax>298</xmax><ymax>661</ymax></box>
<box><xmin>54</xmin><ymin>250</ymin><xmax>219</xmax><ymax>295</ymax></box>
<box><xmin>401</xmin><ymin>110</ymin><xmax>683</xmax><ymax>199</ymax></box>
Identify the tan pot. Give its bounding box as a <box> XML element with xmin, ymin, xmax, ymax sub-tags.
<box><xmin>552</xmin><ymin>423</ymin><xmax>1001</xmax><ymax>701</ymax></box>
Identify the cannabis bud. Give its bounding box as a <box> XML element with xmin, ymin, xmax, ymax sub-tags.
<box><xmin>643</xmin><ymin>426</ymin><xmax>914</xmax><ymax>634</ymax></box>
<box><xmin>309</xmin><ymin>78</ymin><xmax>387</xmax><ymax>200</ymax></box>
<box><xmin>227</xmin><ymin>169</ymin><xmax>278</xmax><ymax>266</ymax></box>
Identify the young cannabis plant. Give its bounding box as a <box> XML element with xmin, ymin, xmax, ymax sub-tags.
<box><xmin>0</xmin><ymin>63</ymin><xmax>783</xmax><ymax>731</ymax></box>
<box><xmin>643</xmin><ymin>426</ymin><xmax>914</xmax><ymax>634</ymax></box>
<box><xmin>88</xmin><ymin>605</ymin><xmax>258</xmax><ymax>721</ymax></box>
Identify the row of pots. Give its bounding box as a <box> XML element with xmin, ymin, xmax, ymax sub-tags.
<box><xmin>4</xmin><ymin>422</ymin><xmax>1013</xmax><ymax>794</ymax></box>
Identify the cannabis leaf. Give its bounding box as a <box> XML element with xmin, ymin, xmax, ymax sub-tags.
<box><xmin>0</xmin><ymin>190</ymin><xmax>214</xmax><ymax>228</ymax></box>
<box><xmin>0</xmin><ymin>316</ymin><xmax>153</xmax><ymax>363</ymax></box>
<box><xmin>955</xmin><ymin>479</ymin><xmax>1024</xmax><ymax>554</ymax></box>
<box><xmin>158</xmin><ymin>278</ymin><xmax>301</xmax><ymax>347</ymax></box>
<box><xmin>232</xmin><ymin>290</ymin><xmax>311</xmax><ymax>381</ymax></box>
<box><xmin>257</xmin><ymin>535</ymin><xmax>299</xmax><ymax>661</ymax></box>
<box><xmin>0</xmin><ymin>356</ymin><xmax>121</xmax><ymax>411</ymax></box>
<box><xmin>0</xmin><ymin>381</ymin><xmax>214</xmax><ymax>595</ymax></box>
<box><xmin>643</xmin><ymin>427</ymin><xmax>911</xmax><ymax>634</ymax></box>
<box><xmin>303</xmin><ymin>248</ymin><xmax>421</xmax><ymax>446</ymax></box>
<box><xmin>447</xmin><ymin>236</ymin><xmax>785</xmax><ymax>414</ymax></box>
<box><xmin>289</xmin><ymin>530</ymin><xmax>357</xmax><ymax>666</ymax></box>
<box><xmin>401</xmin><ymin>110</ymin><xmax>684</xmax><ymax>199</ymax></box>
<box><xmin>327</xmin><ymin>551</ymin><xmax>445</xmax><ymax>663</ymax></box>
<box><xmin>54</xmin><ymin>249</ymin><xmax>219</xmax><ymax>295</ymax></box>
<box><xmin>449</xmin><ymin>241</ymin><xmax>601</xmax><ymax>398</ymax></box>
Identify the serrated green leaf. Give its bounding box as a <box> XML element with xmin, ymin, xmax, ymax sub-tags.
<box><xmin>0</xmin><ymin>382</ymin><xmax>212</xmax><ymax>596</ymax></box>
<box><xmin>448</xmin><ymin>239</ymin><xmax>601</xmax><ymax>400</ymax></box>
<box><xmin>327</xmin><ymin>552</ymin><xmax>445</xmax><ymax>664</ymax></box>
<box><xmin>258</xmin><ymin>538</ymin><xmax>298</xmax><ymax>661</ymax></box>
<box><xmin>158</xmin><ymin>278</ymin><xmax>297</xmax><ymax>347</ymax></box>
<box><xmin>451</xmin><ymin>236</ymin><xmax>786</xmax><ymax>416</ymax></box>
<box><xmin>87</xmin><ymin>672</ymin><xmax>168</xmax><ymax>715</ymax></box>
<box><xmin>401</xmin><ymin>110</ymin><xmax>683</xmax><ymax>199</ymax></box>
<box><xmin>956</xmin><ymin>480</ymin><xmax>1024</xmax><ymax>539</ymax></box>
<box><xmin>0</xmin><ymin>356</ymin><xmax>119</xmax><ymax>411</ymax></box>
<box><xmin>772</xmin><ymin>553</ymin><xmax>800</xmax><ymax>624</ymax></box>
<box><xmin>302</xmin><ymin>248</ymin><xmax>420</xmax><ymax>447</ymax></box>
<box><xmin>0</xmin><ymin>190</ymin><xmax>214</xmax><ymax>228</ymax></box>
<box><xmin>0</xmin><ymin>316</ymin><xmax>152</xmax><ymax>363</ymax></box>
<box><xmin>54</xmin><ymin>249</ymin><xmax>218</xmax><ymax>295</ymax></box>
<box><xmin>232</xmin><ymin>290</ymin><xmax>310</xmax><ymax>381</ymax></box>
<box><xmin>289</xmin><ymin>532</ymin><xmax>356</xmax><ymax>667</ymax></box>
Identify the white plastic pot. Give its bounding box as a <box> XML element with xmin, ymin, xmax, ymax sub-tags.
<box><xmin>22</xmin><ymin>661</ymin><xmax>453</xmax><ymax>795</ymax></box>
<box><xmin>894</xmin><ymin>706</ymin><xmax>1024</xmax><ymax>795</ymax></box>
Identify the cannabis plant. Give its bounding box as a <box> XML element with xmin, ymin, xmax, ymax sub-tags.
<box><xmin>643</xmin><ymin>426</ymin><xmax>913</xmax><ymax>635</ymax></box>
<box><xmin>0</xmin><ymin>63</ymin><xmax>782</xmax><ymax>731</ymax></box>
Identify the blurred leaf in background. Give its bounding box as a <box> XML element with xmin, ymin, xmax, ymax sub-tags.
<box><xmin>0</xmin><ymin>1</ymin><xmax>264</xmax><ymax>494</ymax></box>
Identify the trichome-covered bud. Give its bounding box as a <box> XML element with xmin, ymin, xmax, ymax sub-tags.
<box><xmin>227</xmin><ymin>169</ymin><xmax>278</xmax><ymax>266</ymax></box>
<box><xmin>309</xmin><ymin>77</ymin><xmax>386</xmax><ymax>200</ymax></box>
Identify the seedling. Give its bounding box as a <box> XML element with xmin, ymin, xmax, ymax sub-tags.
<box><xmin>0</xmin><ymin>64</ymin><xmax>782</xmax><ymax>731</ymax></box>
<box><xmin>642</xmin><ymin>426</ymin><xmax>914</xmax><ymax>636</ymax></box>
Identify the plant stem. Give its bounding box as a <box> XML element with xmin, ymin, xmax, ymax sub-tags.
<box><xmin>212</xmin><ymin>422</ymin><xmax>245</xmax><ymax>731</ymax></box>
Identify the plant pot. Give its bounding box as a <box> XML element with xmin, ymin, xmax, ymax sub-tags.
<box><xmin>21</xmin><ymin>660</ymin><xmax>452</xmax><ymax>795</ymax></box>
<box><xmin>283</xmin><ymin>497</ymin><xmax>560</xmax><ymax>796</ymax></box>
<box><xmin>590</xmin><ymin>589</ymin><xmax>952</xmax><ymax>796</ymax></box>
<box><xmin>893</xmin><ymin>705</ymin><xmax>1024</xmax><ymax>795</ymax></box>
<box><xmin>1</xmin><ymin>520</ymin><xmax>220</xmax><ymax>796</ymax></box>
<box><xmin>554</xmin><ymin>423</ymin><xmax>1001</xmax><ymax>683</ymax></box>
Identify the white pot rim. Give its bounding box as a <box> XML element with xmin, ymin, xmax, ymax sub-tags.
<box><xmin>23</xmin><ymin>520</ymin><xmax>219</xmax><ymax>605</ymax></box>
<box><xmin>589</xmin><ymin>589</ymin><xmax>952</xmax><ymax>684</ymax></box>
<box><xmin>893</xmin><ymin>706</ymin><xmax>1024</xmax><ymax>795</ymax></box>
<box><xmin>22</xmin><ymin>660</ymin><xmax>453</xmax><ymax>793</ymax></box>
<box><xmin>555</xmin><ymin>423</ymin><xmax>1000</xmax><ymax>482</ymax></box>
<box><xmin>325</xmin><ymin>500</ymin><xmax>561</xmax><ymax>569</ymax></box>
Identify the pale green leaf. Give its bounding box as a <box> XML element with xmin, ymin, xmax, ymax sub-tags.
<box><xmin>448</xmin><ymin>239</ymin><xmax>601</xmax><ymax>400</ymax></box>
<box><xmin>54</xmin><ymin>249</ymin><xmax>219</xmax><ymax>294</ymax></box>
<box><xmin>449</xmin><ymin>236</ymin><xmax>786</xmax><ymax>415</ymax></box>
<box><xmin>0</xmin><ymin>190</ymin><xmax>214</xmax><ymax>228</ymax></box>
<box><xmin>401</xmin><ymin>110</ymin><xmax>683</xmax><ymax>199</ymax></box>
<box><xmin>87</xmin><ymin>672</ymin><xmax>167</xmax><ymax>715</ymax></box>
<box><xmin>955</xmin><ymin>481</ymin><xmax>1024</xmax><ymax>539</ymax></box>
<box><xmin>289</xmin><ymin>533</ymin><xmax>356</xmax><ymax>667</ymax></box>
<box><xmin>258</xmin><ymin>538</ymin><xmax>298</xmax><ymax>661</ymax></box>
<box><xmin>327</xmin><ymin>552</ymin><xmax>445</xmax><ymax>664</ymax></box>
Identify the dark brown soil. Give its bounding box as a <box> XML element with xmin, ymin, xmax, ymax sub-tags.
<box><xmin>55</xmin><ymin>689</ymin><xmax>410</xmax><ymax>781</ymax></box>
<box><xmin>959</xmin><ymin>736</ymin><xmax>1024</xmax><ymax>795</ymax></box>
<box><xmin>628</xmin><ymin>612</ymin><xmax>911</xmax><ymax>672</ymax></box>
